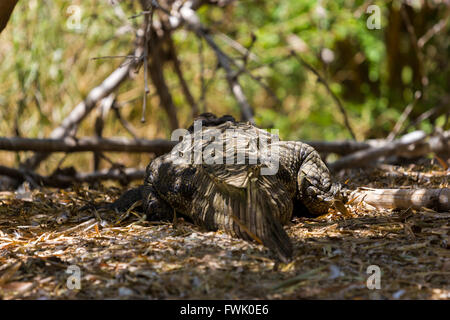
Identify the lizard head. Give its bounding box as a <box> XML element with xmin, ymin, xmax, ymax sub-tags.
<box><xmin>297</xmin><ymin>159</ymin><xmax>342</xmax><ymax>216</ymax></box>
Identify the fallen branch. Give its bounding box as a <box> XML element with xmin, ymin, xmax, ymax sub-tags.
<box><xmin>112</xmin><ymin>103</ymin><xmax>139</xmax><ymax>140</ymax></box>
<box><xmin>167</xmin><ymin>32</ymin><xmax>200</xmax><ymax>118</ymax></box>
<box><xmin>329</xmin><ymin>130</ymin><xmax>427</xmax><ymax>171</ymax></box>
<box><xmin>351</xmin><ymin>187</ymin><xmax>450</xmax><ymax>212</ymax></box>
<box><xmin>0</xmin><ymin>137</ymin><xmax>176</xmax><ymax>154</ymax></box>
<box><xmin>2</xmin><ymin>129</ymin><xmax>448</xmax><ymax>158</ymax></box>
<box><xmin>94</xmin><ymin>94</ymin><xmax>116</xmax><ymax>171</ymax></box>
<box><xmin>0</xmin><ymin>165</ymin><xmax>145</xmax><ymax>189</ymax></box>
<box><xmin>376</xmin><ymin>164</ymin><xmax>450</xmax><ymax>181</ymax></box>
<box><xmin>397</xmin><ymin>129</ymin><xmax>450</xmax><ymax>161</ymax></box>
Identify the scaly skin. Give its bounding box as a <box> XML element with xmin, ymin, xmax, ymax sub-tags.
<box><xmin>108</xmin><ymin>114</ymin><xmax>340</xmax><ymax>262</ymax></box>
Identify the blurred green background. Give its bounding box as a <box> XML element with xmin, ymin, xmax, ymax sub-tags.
<box><xmin>0</xmin><ymin>0</ymin><xmax>448</xmax><ymax>175</ymax></box>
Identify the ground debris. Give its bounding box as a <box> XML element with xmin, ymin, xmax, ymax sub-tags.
<box><xmin>0</xmin><ymin>165</ymin><xmax>449</xmax><ymax>299</ymax></box>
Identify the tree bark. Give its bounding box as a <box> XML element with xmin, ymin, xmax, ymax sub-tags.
<box><xmin>148</xmin><ymin>32</ymin><xmax>180</xmax><ymax>131</ymax></box>
<box><xmin>0</xmin><ymin>0</ymin><xmax>19</xmax><ymax>33</ymax></box>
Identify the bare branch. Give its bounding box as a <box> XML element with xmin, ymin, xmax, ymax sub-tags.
<box><xmin>418</xmin><ymin>14</ymin><xmax>449</xmax><ymax>49</ymax></box>
<box><xmin>141</xmin><ymin>1</ymin><xmax>154</xmax><ymax>123</ymax></box>
<box><xmin>386</xmin><ymin>91</ymin><xmax>421</xmax><ymax>142</ymax></box>
<box><xmin>400</xmin><ymin>4</ymin><xmax>427</xmax><ymax>87</ymax></box>
<box><xmin>350</xmin><ymin>187</ymin><xmax>450</xmax><ymax>212</ymax></box>
<box><xmin>167</xmin><ymin>33</ymin><xmax>200</xmax><ymax>118</ymax></box>
<box><xmin>112</xmin><ymin>103</ymin><xmax>139</xmax><ymax>140</ymax></box>
<box><xmin>329</xmin><ymin>131</ymin><xmax>427</xmax><ymax>171</ymax></box>
<box><xmin>0</xmin><ymin>0</ymin><xmax>18</xmax><ymax>33</ymax></box>
<box><xmin>0</xmin><ymin>165</ymin><xmax>145</xmax><ymax>188</ymax></box>
<box><xmin>0</xmin><ymin>137</ymin><xmax>176</xmax><ymax>154</ymax></box>
<box><xmin>306</xmin><ymin>140</ymin><xmax>371</xmax><ymax>155</ymax></box>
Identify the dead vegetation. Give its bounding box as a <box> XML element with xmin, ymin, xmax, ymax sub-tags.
<box><xmin>0</xmin><ymin>162</ymin><xmax>448</xmax><ymax>300</ymax></box>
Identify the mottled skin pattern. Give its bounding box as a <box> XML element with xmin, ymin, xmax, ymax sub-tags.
<box><xmin>108</xmin><ymin>114</ymin><xmax>340</xmax><ymax>262</ymax></box>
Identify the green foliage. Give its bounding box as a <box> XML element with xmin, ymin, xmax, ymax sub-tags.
<box><xmin>0</xmin><ymin>0</ymin><xmax>448</xmax><ymax>172</ymax></box>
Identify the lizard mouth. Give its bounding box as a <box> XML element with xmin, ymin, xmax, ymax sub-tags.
<box><xmin>305</xmin><ymin>182</ymin><xmax>346</xmax><ymax>216</ymax></box>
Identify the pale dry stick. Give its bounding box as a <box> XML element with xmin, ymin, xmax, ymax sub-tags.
<box><xmin>417</xmin><ymin>4</ymin><xmax>450</xmax><ymax>50</ymax></box>
<box><xmin>376</xmin><ymin>163</ymin><xmax>450</xmax><ymax>181</ymax></box>
<box><xmin>386</xmin><ymin>97</ymin><xmax>416</xmax><ymax>142</ymax></box>
<box><xmin>0</xmin><ymin>165</ymin><xmax>146</xmax><ymax>188</ymax></box>
<box><xmin>148</xmin><ymin>34</ymin><xmax>180</xmax><ymax>130</ymax></box>
<box><xmin>351</xmin><ymin>187</ymin><xmax>450</xmax><ymax>212</ymax></box>
<box><xmin>329</xmin><ymin>130</ymin><xmax>427</xmax><ymax>171</ymax></box>
<box><xmin>216</xmin><ymin>32</ymin><xmax>260</xmax><ymax>63</ymax></box>
<box><xmin>396</xmin><ymin>129</ymin><xmax>450</xmax><ymax>159</ymax></box>
<box><xmin>418</xmin><ymin>17</ymin><xmax>449</xmax><ymax>49</ymax></box>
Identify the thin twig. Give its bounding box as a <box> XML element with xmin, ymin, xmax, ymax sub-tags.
<box><xmin>141</xmin><ymin>3</ymin><xmax>153</xmax><ymax>123</ymax></box>
<box><xmin>387</xmin><ymin>91</ymin><xmax>421</xmax><ymax>141</ymax></box>
<box><xmin>0</xmin><ymin>165</ymin><xmax>145</xmax><ymax>188</ymax></box>
<box><xmin>198</xmin><ymin>37</ymin><xmax>207</xmax><ymax>113</ymax></box>
<box><xmin>179</xmin><ymin>8</ymin><xmax>255</xmax><ymax>123</ymax></box>
<box><xmin>417</xmin><ymin>9</ymin><xmax>449</xmax><ymax>49</ymax></box>
<box><xmin>0</xmin><ymin>136</ymin><xmax>176</xmax><ymax>154</ymax></box>
<box><xmin>329</xmin><ymin>130</ymin><xmax>427</xmax><ymax>171</ymax></box>
<box><xmin>167</xmin><ymin>32</ymin><xmax>199</xmax><ymax>118</ymax></box>
<box><xmin>91</xmin><ymin>55</ymin><xmax>136</xmax><ymax>60</ymax></box>
<box><xmin>20</xmin><ymin>41</ymin><xmax>145</xmax><ymax>170</ymax></box>
<box><xmin>112</xmin><ymin>103</ymin><xmax>139</xmax><ymax>140</ymax></box>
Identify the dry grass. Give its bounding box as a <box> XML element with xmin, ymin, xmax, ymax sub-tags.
<box><xmin>0</xmin><ymin>163</ymin><xmax>449</xmax><ymax>300</ymax></box>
